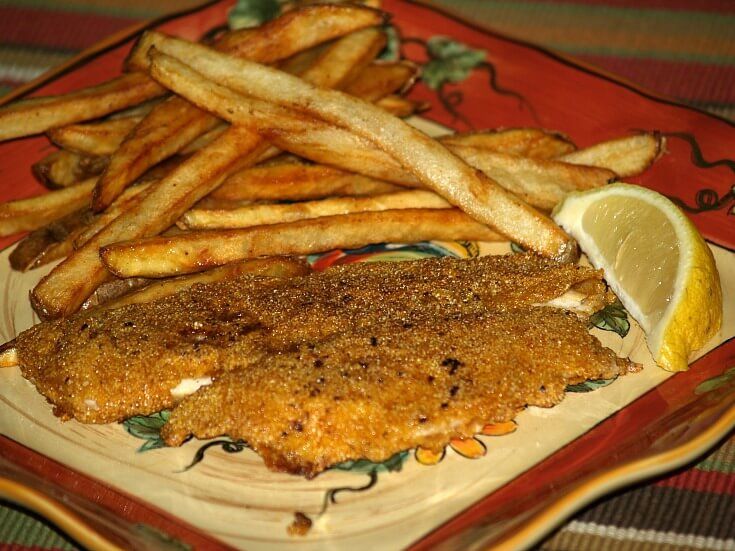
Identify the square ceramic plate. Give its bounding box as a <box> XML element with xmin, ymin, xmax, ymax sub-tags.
<box><xmin>0</xmin><ymin>1</ymin><xmax>733</xmax><ymax>550</ymax></box>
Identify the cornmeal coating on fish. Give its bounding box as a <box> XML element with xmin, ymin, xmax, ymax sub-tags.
<box><xmin>13</xmin><ymin>254</ymin><xmax>613</xmax><ymax>424</ymax></box>
<box><xmin>163</xmin><ymin>309</ymin><xmax>636</xmax><ymax>477</ymax></box>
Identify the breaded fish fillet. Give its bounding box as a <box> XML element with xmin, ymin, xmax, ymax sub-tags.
<box><xmin>162</xmin><ymin>309</ymin><xmax>635</xmax><ymax>477</ymax></box>
<box><xmin>13</xmin><ymin>254</ymin><xmax>613</xmax><ymax>424</ymax></box>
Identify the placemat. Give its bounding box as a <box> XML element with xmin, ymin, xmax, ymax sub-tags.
<box><xmin>0</xmin><ymin>1</ymin><xmax>733</xmax><ymax>550</ymax></box>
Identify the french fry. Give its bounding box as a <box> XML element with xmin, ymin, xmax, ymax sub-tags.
<box><xmin>211</xmin><ymin>4</ymin><xmax>385</xmax><ymax>65</ymax></box>
<box><xmin>80</xmin><ymin>277</ymin><xmax>151</xmax><ymax>310</ymax></box>
<box><xmin>34</xmin><ymin>14</ymin><xmax>393</xmax><ymax>316</ymax></box>
<box><xmin>91</xmin><ymin>95</ymin><xmax>222</xmax><ymax>211</ymax></box>
<box><xmin>95</xmin><ymin>6</ymin><xmax>386</xmax><ymax>211</ymax></box>
<box><xmin>106</xmin><ymin>98</ymin><xmax>161</xmax><ymax>120</ymax></box>
<box><xmin>440</xmin><ymin>128</ymin><xmax>576</xmax><ymax>159</ymax></box>
<box><xmin>179</xmin><ymin>122</ymin><xmax>228</xmax><ymax>154</ymax></box>
<box><xmin>9</xmin><ymin>208</ymin><xmax>96</xmax><ymax>271</ymax></box>
<box><xmin>146</xmin><ymin>40</ymin><xmax>576</xmax><ymax>260</ymax></box>
<box><xmin>73</xmin><ymin>183</ymin><xmax>153</xmax><ymax>248</ymax></box>
<box><xmin>181</xmin><ymin>190</ymin><xmax>450</xmax><ymax>229</ymax></box>
<box><xmin>211</xmin><ymin>163</ymin><xmax>402</xmax><ymax>202</ymax></box>
<box><xmin>375</xmin><ymin>95</ymin><xmax>429</xmax><ymax>117</ymax></box>
<box><xmin>100</xmin><ymin>257</ymin><xmax>311</xmax><ymax>310</ymax></box>
<box><xmin>299</xmin><ymin>27</ymin><xmax>386</xmax><ymax>89</ymax></box>
<box><xmin>48</xmin><ymin>117</ymin><xmax>142</xmax><ymax>156</ymax></box>
<box><xmin>343</xmin><ymin>61</ymin><xmax>420</xmax><ymax>102</ymax></box>
<box><xmin>559</xmin><ymin>133</ymin><xmax>665</xmax><ymax>178</ymax></box>
<box><xmin>278</xmin><ymin>42</ymin><xmax>330</xmax><ymax>76</ymax></box>
<box><xmin>0</xmin><ymin>178</ymin><xmax>96</xmax><ymax>237</ymax></box>
<box><xmin>0</xmin><ymin>73</ymin><xmax>165</xmax><ymax>142</ymax></box>
<box><xmin>446</xmin><ymin>146</ymin><xmax>615</xmax><ymax>210</ymax></box>
<box><xmin>32</xmin><ymin>149</ymin><xmax>108</xmax><ymax>188</ymax></box>
<box><xmin>100</xmin><ymin>209</ymin><xmax>503</xmax><ymax>278</ymax></box>
<box><xmin>31</xmin><ymin>126</ymin><xmax>264</xmax><ymax>319</ymax></box>
<box><xmin>147</xmin><ymin>56</ymin><xmax>611</xmax><ymax>211</ymax></box>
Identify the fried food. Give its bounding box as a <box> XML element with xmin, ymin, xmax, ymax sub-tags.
<box><xmin>0</xmin><ymin>178</ymin><xmax>96</xmax><ymax>237</ymax></box>
<box><xmin>31</xmin><ymin>126</ymin><xmax>263</xmax><ymax>319</ymax></box>
<box><xmin>163</xmin><ymin>308</ymin><xmax>634</xmax><ymax>477</ymax></box>
<box><xmin>48</xmin><ymin>116</ymin><xmax>143</xmax><ymax>156</ymax></box>
<box><xmin>13</xmin><ymin>254</ymin><xmax>615</xmax><ymax>427</ymax></box>
<box><xmin>145</xmin><ymin>35</ymin><xmax>577</xmax><ymax>261</ymax></box>
<box><xmin>439</xmin><ymin>128</ymin><xmax>576</xmax><ymax>159</ymax></box>
<box><xmin>0</xmin><ymin>73</ymin><xmax>165</xmax><ymax>142</ymax></box>
<box><xmin>145</xmin><ymin>54</ymin><xmax>607</xmax><ymax>212</ymax></box>
<box><xmin>99</xmin><ymin>257</ymin><xmax>311</xmax><ymax>310</ymax></box>
<box><xmin>32</xmin><ymin>150</ymin><xmax>108</xmax><ymax>189</ymax></box>
<box><xmin>99</xmin><ymin>209</ymin><xmax>504</xmax><ymax>278</ymax></box>
<box><xmin>9</xmin><ymin>207</ymin><xmax>95</xmax><ymax>271</ymax></box>
<box><xmin>210</xmin><ymin>163</ymin><xmax>403</xmax><ymax>202</ymax></box>
<box><xmin>94</xmin><ymin>6</ymin><xmax>385</xmax><ymax>211</ymax></box>
<box><xmin>179</xmin><ymin>190</ymin><xmax>451</xmax><ymax>230</ymax></box>
<box><xmin>559</xmin><ymin>133</ymin><xmax>665</xmax><ymax>178</ymax></box>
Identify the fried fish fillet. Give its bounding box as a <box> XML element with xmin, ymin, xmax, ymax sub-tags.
<box><xmin>13</xmin><ymin>254</ymin><xmax>613</xmax><ymax>424</ymax></box>
<box><xmin>162</xmin><ymin>309</ymin><xmax>635</xmax><ymax>477</ymax></box>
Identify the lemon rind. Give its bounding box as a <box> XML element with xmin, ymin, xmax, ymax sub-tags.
<box><xmin>553</xmin><ymin>183</ymin><xmax>722</xmax><ymax>371</ymax></box>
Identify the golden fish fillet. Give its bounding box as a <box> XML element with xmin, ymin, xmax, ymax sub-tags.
<box><xmin>162</xmin><ymin>309</ymin><xmax>635</xmax><ymax>477</ymax></box>
<box><xmin>12</xmin><ymin>254</ymin><xmax>614</xmax><ymax>424</ymax></box>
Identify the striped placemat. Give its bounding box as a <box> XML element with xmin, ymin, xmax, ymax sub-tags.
<box><xmin>0</xmin><ymin>1</ymin><xmax>733</xmax><ymax>550</ymax></box>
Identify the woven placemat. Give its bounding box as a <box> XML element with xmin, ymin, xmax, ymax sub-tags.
<box><xmin>0</xmin><ymin>2</ymin><xmax>733</xmax><ymax>550</ymax></box>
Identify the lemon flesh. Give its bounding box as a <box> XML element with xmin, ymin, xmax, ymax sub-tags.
<box><xmin>553</xmin><ymin>183</ymin><xmax>722</xmax><ymax>371</ymax></box>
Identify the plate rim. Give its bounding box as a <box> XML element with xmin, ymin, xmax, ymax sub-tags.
<box><xmin>0</xmin><ymin>1</ymin><xmax>733</xmax><ymax>550</ymax></box>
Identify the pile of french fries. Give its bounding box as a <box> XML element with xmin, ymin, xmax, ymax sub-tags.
<box><xmin>0</xmin><ymin>0</ymin><xmax>664</xmax><ymax>322</ymax></box>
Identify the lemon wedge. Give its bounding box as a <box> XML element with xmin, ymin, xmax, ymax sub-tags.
<box><xmin>552</xmin><ymin>183</ymin><xmax>722</xmax><ymax>371</ymax></box>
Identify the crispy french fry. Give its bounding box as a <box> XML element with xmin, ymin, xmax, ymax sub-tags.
<box><xmin>31</xmin><ymin>126</ymin><xmax>264</xmax><ymax>319</ymax></box>
<box><xmin>181</xmin><ymin>190</ymin><xmax>450</xmax><ymax>229</ymax></box>
<box><xmin>80</xmin><ymin>277</ymin><xmax>151</xmax><ymax>310</ymax></box>
<box><xmin>48</xmin><ymin>117</ymin><xmax>142</xmax><ymax>156</ymax></box>
<box><xmin>147</xmin><ymin>56</ymin><xmax>611</xmax><ymax>211</ymax></box>
<box><xmin>213</xmin><ymin>4</ymin><xmax>385</xmax><ymax>65</ymax></box>
<box><xmin>91</xmin><ymin>95</ymin><xmax>221</xmax><ymax>211</ymax></box>
<box><xmin>446</xmin><ymin>146</ymin><xmax>615</xmax><ymax>210</ymax></box>
<box><xmin>278</xmin><ymin>42</ymin><xmax>331</xmax><ymax>76</ymax></box>
<box><xmin>73</xmin><ymin>183</ymin><xmax>153</xmax><ymax>248</ymax></box>
<box><xmin>146</xmin><ymin>40</ymin><xmax>576</xmax><ymax>260</ymax></box>
<box><xmin>344</xmin><ymin>61</ymin><xmax>420</xmax><ymax>102</ymax></box>
<box><xmin>0</xmin><ymin>73</ymin><xmax>165</xmax><ymax>142</ymax></box>
<box><xmin>299</xmin><ymin>27</ymin><xmax>386</xmax><ymax>89</ymax></box>
<box><xmin>440</xmin><ymin>128</ymin><xmax>576</xmax><ymax>159</ymax></box>
<box><xmin>0</xmin><ymin>178</ymin><xmax>96</xmax><ymax>237</ymax></box>
<box><xmin>559</xmin><ymin>133</ymin><xmax>665</xmax><ymax>178</ymax></box>
<box><xmin>100</xmin><ymin>257</ymin><xmax>311</xmax><ymax>310</ymax></box>
<box><xmin>179</xmin><ymin>122</ymin><xmax>229</xmax><ymax>154</ymax></box>
<box><xmin>375</xmin><ymin>95</ymin><xmax>429</xmax><ymax>117</ymax></box>
<box><xmin>211</xmin><ymin>163</ymin><xmax>402</xmax><ymax>202</ymax></box>
<box><xmin>95</xmin><ymin>6</ymin><xmax>386</xmax><ymax>211</ymax></box>
<box><xmin>32</xmin><ymin>149</ymin><xmax>108</xmax><ymax>188</ymax></box>
<box><xmin>9</xmin><ymin>208</ymin><xmax>96</xmax><ymax>271</ymax></box>
<box><xmin>106</xmin><ymin>99</ymin><xmax>160</xmax><ymax>120</ymax></box>
<box><xmin>100</xmin><ymin>209</ymin><xmax>503</xmax><ymax>278</ymax></box>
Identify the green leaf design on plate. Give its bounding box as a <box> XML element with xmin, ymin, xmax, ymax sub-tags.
<box><xmin>590</xmin><ymin>299</ymin><xmax>630</xmax><ymax>338</ymax></box>
<box><xmin>510</xmin><ymin>242</ymin><xmax>526</xmax><ymax>254</ymax></box>
<box><xmin>228</xmin><ymin>0</ymin><xmax>280</xmax><ymax>30</ymax></box>
<box><xmin>566</xmin><ymin>378</ymin><xmax>617</xmax><ymax>393</ymax></box>
<box><xmin>335</xmin><ymin>451</ymin><xmax>409</xmax><ymax>473</ymax></box>
<box><xmin>124</xmin><ymin>410</ymin><xmax>170</xmax><ymax>452</ymax></box>
<box><xmin>695</xmin><ymin>366</ymin><xmax>735</xmax><ymax>395</ymax></box>
<box><xmin>422</xmin><ymin>37</ymin><xmax>486</xmax><ymax>90</ymax></box>
<box><xmin>379</xmin><ymin>25</ymin><xmax>401</xmax><ymax>61</ymax></box>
